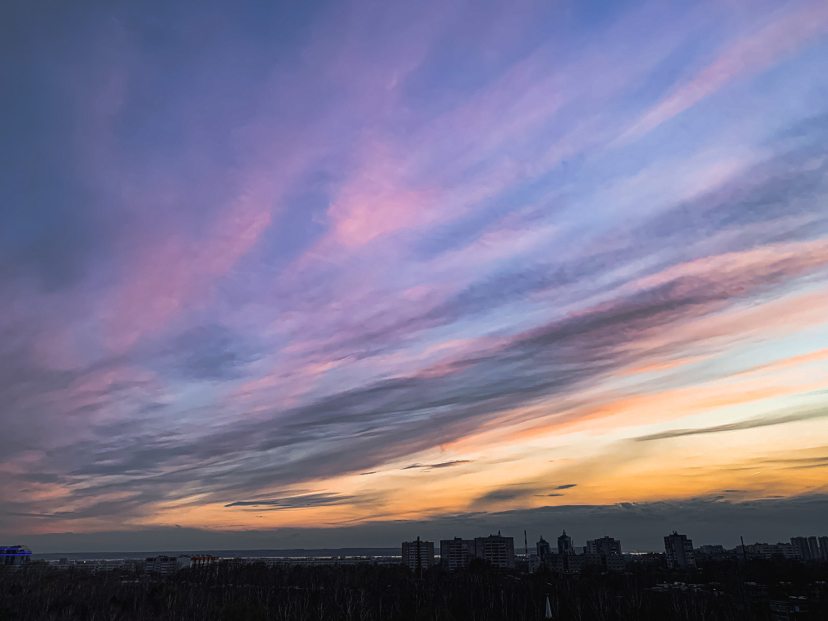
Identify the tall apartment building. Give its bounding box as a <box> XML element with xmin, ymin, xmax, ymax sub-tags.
<box><xmin>474</xmin><ymin>533</ymin><xmax>515</xmax><ymax>569</ymax></box>
<box><xmin>584</xmin><ymin>536</ymin><xmax>625</xmax><ymax>571</ymax></box>
<box><xmin>664</xmin><ymin>532</ymin><xmax>696</xmax><ymax>569</ymax></box>
<box><xmin>819</xmin><ymin>536</ymin><xmax>828</xmax><ymax>561</ymax></box>
<box><xmin>536</xmin><ymin>536</ymin><xmax>551</xmax><ymax>561</ymax></box>
<box><xmin>557</xmin><ymin>530</ymin><xmax>573</xmax><ymax>555</ymax></box>
<box><xmin>791</xmin><ymin>537</ymin><xmax>813</xmax><ymax>560</ymax></box>
<box><xmin>440</xmin><ymin>538</ymin><xmax>475</xmax><ymax>571</ymax></box>
<box><xmin>585</xmin><ymin>536</ymin><xmax>622</xmax><ymax>556</ymax></box>
<box><xmin>402</xmin><ymin>538</ymin><xmax>434</xmax><ymax>572</ymax></box>
<box><xmin>808</xmin><ymin>536</ymin><xmax>820</xmax><ymax>560</ymax></box>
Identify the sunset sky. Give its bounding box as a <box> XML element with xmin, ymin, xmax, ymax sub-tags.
<box><xmin>3</xmin><ymin>0</ymin><xmax>828</xmax><ymax>553</ymax></box>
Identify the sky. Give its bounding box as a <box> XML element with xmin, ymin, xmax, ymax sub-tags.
<box><xmin>2</xmin><ymin>0</ymin><xmax>828</xmax><ymax>554</ymax></box>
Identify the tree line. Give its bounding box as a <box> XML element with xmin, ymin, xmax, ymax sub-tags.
<box><xmin>0</xmin><ymin>557</ymin><xmax>825</xmax><ymax>620</ymax></box>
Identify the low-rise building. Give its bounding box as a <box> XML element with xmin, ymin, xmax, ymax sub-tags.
<box><xmin>736</xmin><ymin>542</ymin><xmax>797</xmax><ymax>561</ymax></box>
<box><xmin>537</xmin><ymin>552</ymin><xmax>565</xmax><ymax>572</ymax></box>
<box><xmin>605</xmin><ymin>555</ymin><xmax>626</xmax><ymax>572</ymax></box>
<box><xmin>566</xmin><ymin>553</ymin><xmax>602</xmax><ymax>572</ymax></box>
<box><xmin>189</xmin><ymin>555</ymin><xmax>220</xmax><ymax>569</ymax></box>
<box><xmin>769</xmin><ymin>597</ymin><xmax>810</xmax><ymax>621</ymax></box>
<box><xmin>145</xmin><ymin>555</ymin><xmax>190</xmax><ymax>574</ymax></box>
<box><xmin>98</xmin><ymin>560</ymin><xmax>126</xmax><ymax>572</ymax></box>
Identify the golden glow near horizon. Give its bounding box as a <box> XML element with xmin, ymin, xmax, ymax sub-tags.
<box><xmin>38</xmin><ymin>295</ymin><xmax>828</xmax><ymax>535</ymax></box>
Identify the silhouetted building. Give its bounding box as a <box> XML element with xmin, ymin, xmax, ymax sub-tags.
<box><xmin>625</xmin><ymin>552</ymin><xmax>664</xmax><ymax>566</ymax></box>
<box><xmin>543</xmin><ymin>553</ymin><xmax>565</xmax><ymax>572</ymax></box>
<box><xmin>769</xmin><ymin>598</ymin><xmax>810</xmax><ymax>620</ymax></box>
<box><xmin>736</xmin><ymin>542</ymin><xmax>797</xmax><ymax>561</ymax></box>
<box><xmin>585</xmin><ymin>536</ymin><xmax>622</xmax><ymax>556</ymax></box>
<box><xmin>402</xmin><ymin>539</ymin><xmax>434</xmax><ymax>572</ymax></box>
<box><xmin>605</xmin><ymin>555</ymin><xmax>626</xmax><ymax>572</ymax></box>
<box><xmin>474</xmin><ymin>532</ymin><xmax>515</xmax><ymax>569</ymax></box>
<box><xmin>695</xmin><ymin>544</ymin><xmax>735</xmax><ymax>564</ymax></box>
<box><xmin>664</xmin><ymin>532</ymin><xmax>696</xmax><ymax>569</ymax></box>
<box><xmin>557</xmin><ymin>530</ymin><xmax>573</xmax><ymax>555</ymax></box>
<box><xmin>0</xmin><ymin>546</ymin><xmax>31</xmax><ymax>566</ymax></box>
<box><xmin>189</xmin><ymin>555</ymin><xmax>220</xmax><ymax>569</ymax></box>
<box><xmin>791</xmin><ymin>537</ymin><xmax>813</xmax><ymax>560</ymax></box>
<box><xmin>566</xmin><ymin>553</ymin><xmax>602</xmax><ymax>572</ymax></box>
<box><xmin>145</xmin><ymin>555</ymin><xmax>188</xmax><ymax>574</ymax></box>
<box><xmin>536</xmin><ymin>536</ymin><xmax>551</xmax><ymax>561</ymax></box>
<box><xmin>440</xmin><ymin>538</ymin><xmax>475</xmax><ymax>571</ymax></box>
<box><xmin>807</xmin><ymin>536</ymin><xmax>820</xmax><ymax>560</ymax></box>
<box><xmin>583</xmin><ymin>536</ymin><xmax>625</xmax><ymax>571</ymax></box>
<box><xmin>819</xmin><ymin>536</ymin><xmax>828</xmax><ymax>560</ymax></box>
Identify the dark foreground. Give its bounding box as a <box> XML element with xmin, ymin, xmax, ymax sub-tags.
<box><xmin>1</xmin><ymin>559</ymin><xmax>826</xmax><ymax>621</ymax></box>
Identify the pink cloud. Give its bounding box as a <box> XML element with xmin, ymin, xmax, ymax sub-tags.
<box><xmin>616</xmin><ymin>2</ymin><xmax>828</xmax><ymax>145</ymax></box>
<box><xmin>102</xmin><ymin>175</ymin><xmax>275</xmax><ymax>352</ymax></box>
<box><xmin>327</xmin><ymin>148</ymin><xmax>442</xmax><ymax>248</ymax></box>
<box><xmin>296</xmin><ymin>4</ymin><xmax>697</xmax><ymax>261</ymax></box>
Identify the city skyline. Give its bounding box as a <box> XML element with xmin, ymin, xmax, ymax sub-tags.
<box><xmin>14</xmin><ymin>498</ymin><xmax>828</xmax><ymax>555</ymax></box>
<box><xmin>2</xmin><ymin>0</ymin><xmax>828</xmax><ymax>552</ymax></box>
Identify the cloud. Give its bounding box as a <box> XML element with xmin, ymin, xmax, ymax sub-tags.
<box><xmin>402</xmin><ymin>460</ymin><xmax>473</xmax><ymax>470</ymax></box>
<box><xmin>478</xmin><ymin>483</ymin><xmax>576</xmax><ymax>505</ymax></box>
<box><xmin>12</xmin><ymin>226</ymin><xmax>828</xmax><ymax>527</ymax></box>
<box><xmin>167</xmin><ymin>324</ymin><xmax>261</xmax><ymax>381</ymax></box>
<box><xmin>475</xmin><ymin>487</ymin><xmax>537</xmax><ymax>504</ymax></box>
<box><xmin>16</xmin><ymin>494</ymin><xmax>828</xmax><ymax>554</ymax></box>
<box><xmin>293</xmin><ymin>133</ymin><xmax>828</xmax><ymax>366</ymax></box>
<box><xmin>2</xmin><ymin>0</ymin><xmax>828</xmax><ymax>538</ymax></box>
<box><xmin>615</xmin><ymin>3</ymin><xmax>828</xmax><ymax>145</ymax></box>
<box><xmin>636</xmin><ymin>407</ymin><xmax>828</xmax><ymax>442</ymax></box>
<box><xmin>224</xmin><ymin>493</ymin><xmax>358</xmax><ymax>510</ymax></box>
